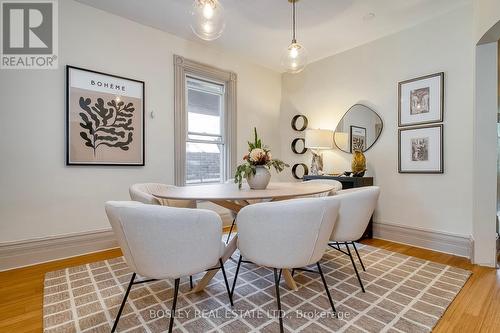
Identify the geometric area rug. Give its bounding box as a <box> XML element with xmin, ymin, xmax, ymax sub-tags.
<box><xmin>43</xmin><ymin>244</ymin><xmax>471</xmax><ymax>333</ymax></box>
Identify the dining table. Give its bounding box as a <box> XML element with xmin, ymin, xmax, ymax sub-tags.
<box><xmin>152</xmin><ymin>181</ymin><xmax>335</xmax><ymax>292</ymax></box>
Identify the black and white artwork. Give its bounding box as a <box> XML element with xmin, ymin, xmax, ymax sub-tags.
<box><xmin>399</xmin><ymin>125</ymin><xmax>443</xmax><ymax>173</ymax></box>
<box><xmin>350</xmin><ymin>126</ymin><xmax>367</xmax><ymax>152</ymax></box>
<box><xmin>66</xmin><ymin>66</ymin><xmax>145</xmax><ymax>166</ymax></box>
<box><xmin>399</xmin><ymin>72</ymin><xmax>443</xmax><ymax>126</ymax></box>
<box><xmin>410</xmin><ymin>87</ymin><xmax>430</xmax><ymax>115</ymax></box>
<box><xmin>411</xmin><ymin>137</ymin><xmax>429</xmax><ymax>161</ymax></box>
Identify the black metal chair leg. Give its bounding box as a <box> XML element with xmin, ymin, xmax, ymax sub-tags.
<box><xmin>273</xmin><ymin>268</ymin><xmax>284</xmax><ymax>333</ymax></box>
<box><xmin>316</xmin><ymin>262</ymin><xmax>336</xmax><ymax>314</ymax></box>
<box><xmin>168</xmin><ymin>278</ymin><xmax>180</xmax><ymax>333</ymax></box>
<box><xmin>189</xmin><ymin>275</ymin><xmax>193</xmax><ymax>289</ymax></box>
<box><xmin>291</xmin><ymin>269</ymin><xmax>295</xmax><ymax>277</ymax></box>
<box><xmin>226</xmin><ymin>218</ymin><xmax>236</xmax><ymax>244</ymax></box>
<box><xmin>351</xmin><ymin>242</ymin><xmax>366</xmax><ymax>271</ymax></box>
<box><xmin>219</xmin><ymin>259</ymin><xmax>234</xmax><ymax>306</ymax></box>
<box><xmin>111</xmin><ymin>272</ymin><xmax>136</xmax><ymax>332</ymax></box>
<box><xmin>345</xmin><ymin>242</ymin><xmax>365</xmax><ymax>292</ymax></box>
<box><xmin>230</xmin><ymin>255</ymin><xmax>243</xmax><ymax>297</ymax></box>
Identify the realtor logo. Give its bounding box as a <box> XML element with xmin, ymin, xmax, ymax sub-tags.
<box><xmin>1</xmin><ymin>0</ymin><xmax>58</xmax><ymax>69</ymax></box>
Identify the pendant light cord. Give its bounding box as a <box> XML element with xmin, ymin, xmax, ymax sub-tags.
<box><xmin>292</xmin><ymin>0</ymin><xmax>296</xmax><ymax>43</ymax></box>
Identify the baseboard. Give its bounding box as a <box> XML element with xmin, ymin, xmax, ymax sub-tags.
<box><xmin>0</xmin><ymin>229</ymin><xmax>118</xmax><ymax>271</ymax></box>
<box><xmin>373</xmin><ymin>222</ymin><xmax>473</xmax><ymax>259</ymax></box>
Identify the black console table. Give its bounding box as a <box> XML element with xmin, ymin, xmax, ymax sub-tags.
<box><xmin>303</xmin><ymin>175</ymin><xmax>374</xmax><ymax>240</ymax></box>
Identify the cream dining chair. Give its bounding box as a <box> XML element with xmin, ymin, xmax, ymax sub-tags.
<box><xmin>328</xmin><ymin>186</ymin><xmax>380</xmax><ymax>292</ymax></box>
<box><xmin>129</xmin><ymin>183</ymin><xmax>196</xmax><ymax>208</ymax></box>
<box><xmin>129</xmin><ymin>183</ymin><xmax>198</xmax><ymax>288</ymax></box>
<box><xmin>302</xmin><ymin>179</ymin><xmax>343</xmax><ymax>196</ymax></box>
<box><xmin>231</xmin><ymin>196</ymin><xmax>341</xmax><ymax>332</ymax></box>
<box><xmin>105</xmin><ymin>201</ymin><xmax>233</xmax><ymax>333</ymax></box>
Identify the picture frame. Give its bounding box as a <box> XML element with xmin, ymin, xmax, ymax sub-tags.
<box><xmin>398</xmin><ymin>124</ymin><xmax>443</xmax><ymax>174</ymax></box>
<box><xmin>350</xmin><ymin>125</ymin><xmax>367</xmax><ymax>152</ymax></box>
<box><xmin>66</xmin><ymin>66</ymin><xmax>145</xmax><ymax>166</ymax></box>
<box><xmin>398</xmin><ymin>72</ymin><xmax>444</xmax><ymax>127</ymax></box>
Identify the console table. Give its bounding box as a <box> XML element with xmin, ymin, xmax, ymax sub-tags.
<box><xmin>303</xmin><ymin>175</ymin><xmax>374</xmax><ymax>239</ymax></box>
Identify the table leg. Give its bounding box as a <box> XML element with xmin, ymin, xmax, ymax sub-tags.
<box><xmin>192</xmin><ymin>234</ymin><xmax>238</xmax><ymax>293</ymax></box>
<box><xmin>282</xmin><ymin>269</ymin><xmax>299</xmax><ymax>291</ymax></box>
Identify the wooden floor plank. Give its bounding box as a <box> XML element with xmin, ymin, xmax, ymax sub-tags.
<box><xmin>0</xmin><ymin>240</ymin><xmax>498</xmax><ymax>332</ymax></box>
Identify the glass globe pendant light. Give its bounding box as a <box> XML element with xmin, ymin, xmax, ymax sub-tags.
<box><xmin>190</xmin><ymin>0</ymin><xmax>226</xmax><ymax>41</ymax></box>
<box><xmin>281</xmin><ymin>0</ymin><xmax>308</xmax><ymax>73</ymax></box>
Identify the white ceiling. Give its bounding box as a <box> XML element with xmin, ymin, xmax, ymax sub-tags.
<box><xmin>75</xmin><ymin>0</ymin><xmax>470</xmax><ymax>72</ymax></box>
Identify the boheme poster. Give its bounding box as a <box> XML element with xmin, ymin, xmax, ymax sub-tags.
<box><xmin>66</xmin><ymin>66</ymin><xmax>144</xmax><ymax>165</ymax></box>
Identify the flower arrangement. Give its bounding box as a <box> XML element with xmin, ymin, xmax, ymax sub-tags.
<box><xmin>235</xmin><ymin>128</ymin><xmax>289</xmax><ymax>189</ymax></box>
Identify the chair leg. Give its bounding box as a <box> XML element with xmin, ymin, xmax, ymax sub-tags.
<box><xmin>230</xmin><ymin>255</ymin><xmax>243</xmax><ymax>297</ymax></box>
<box><xmin>111</xmin><ymin>272</ymin><xmax>136</xmax><ymax>332</ymax></box>
<box><xmin>219</xmin><ymin>259</ymin><xmax>233</xmax><ymax>306</ymax></box>
<box><xmin>226</xmin><ymin>218</ymin><xmax>236</xmax><ymax>244</ymax></box>
<box><xmin>291</xmin><ymin>269</ymin><xmax>295</xmax><ymax>277</ymax></box>
<box><xmin>351</xmin><ymin>242</ymin><xmax>366</xmax><ymax>271</ymax></box>
<box><xmin>273</xmin><ymin>268</ymin><xmax>284</xmax><ymax>333</ymax></box>
<box><xmin>345</xmin><ymin>242</ymin><xmax>365</xmax><ymax>293</ymax></box>
<box><xmin>189</xmin><ymin>275</ymin><xmax>193</xmax><ymax>289</ymax></box>
<box><xmin>316</xmin><ymin>262</ymin><xmax>336</xmax><ymax>314</ymax></box>
<box><xmin>168</xmin><ymin>278</ymin><xmax>180</xmax><ymax>333</ymax></box>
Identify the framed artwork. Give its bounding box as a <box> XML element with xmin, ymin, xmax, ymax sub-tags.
<box><xmin>66</xmin><ymin>66</ymin><xmax>145</xmax><ymax>166</ymax></box>
<box><xmin>350</xmin><ymin>125</ymin><xmax>366</xmax><ymax>152</ymax></box>
<box><xmin>398</xmin><ymin>124</ymin><xmax>443</xmax><ymax>173</ymax></box>
<box><xmin>398</xmin><ymin>72</ymin><xmax>444</xmax><ymax>127</ymax></box>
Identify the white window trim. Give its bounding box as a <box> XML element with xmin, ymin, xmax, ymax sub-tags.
<box><xmin>173</xmin><ymin>55</ymin><xmax>237</xmax><ymax>186</ymax></box>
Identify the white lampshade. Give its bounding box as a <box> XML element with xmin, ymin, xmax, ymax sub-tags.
<box><xmin>305</xmin><ymin>129</ymin><xmax>333</xmax><ymax>149</ymax></box>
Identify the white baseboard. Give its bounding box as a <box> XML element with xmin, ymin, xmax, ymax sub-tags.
<box><xmin>0</xmin><ymin>229</ymin><xmax>118</xmax><ymax>271</ymax></box>
<box><xmin>373</xmin><ymin>221</ymin><xmax>473</xmax><ymax>259</ymax></box>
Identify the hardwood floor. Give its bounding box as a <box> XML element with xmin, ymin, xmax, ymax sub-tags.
<box><xmin>0</xmin><ymin>239</ymin><xmax>498</xmax><ymax>332</ymax></box>
<box><xmin>361</xmin><ymin>239</ymin><xmax>500</xmax><ymax>333</ymax></box>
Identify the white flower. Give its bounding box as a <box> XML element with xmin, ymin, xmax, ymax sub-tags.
<box><xmin>249</xmin><ymin>148</ymin><xmax>265</xmax><ymax>162</ymax></box>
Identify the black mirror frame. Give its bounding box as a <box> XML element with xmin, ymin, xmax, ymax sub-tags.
<box><xmin>333</xmin><ymin>104</ymin><xmax>383</xmax><ymax>154</ymax></box>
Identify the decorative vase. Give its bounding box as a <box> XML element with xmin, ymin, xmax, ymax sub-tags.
<box><xmin>351</xmin><ymin>150</ymin><xmax>367</xmax><ymax>177</ymax></box>
<box><xmin>247</xmin><ymin>166</ymin><xmax>271</xmax><ymax>190</ymax></box>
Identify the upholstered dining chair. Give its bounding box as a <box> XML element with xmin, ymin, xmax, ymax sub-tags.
<box><xmin>231</xmin><ymin>197</ymin><xmax>341</xmax><ymax>333</ymax></box>
<box><xmin>105</xmin><ymin>201</ymin><xmax>233</xmax><ymax>333</ymax></box>
<box><xmin>223</xmin><ymin>178</ymin><xmax>264</xmax><ymax>243</ymax></box>
<box><xmin>129</xmin><ymin>183</ymin><xmax>198</xmax><ymax>288</ymax></box>
<box><xmin>328</xmin><ymin>186</ymin><xmax>380</xmax><ymax>292</ymax></box>
<box><xmin>302</xmin><ymin>179</ymin><xmax>343</xmax><ymax>196</ymax></box>
<box><xmin>129</xmin><ymin>183</ymin><xmax>196</xmax><ymax>208</ymax></box>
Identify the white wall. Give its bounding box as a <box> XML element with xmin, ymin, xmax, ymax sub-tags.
<box><xmin>474</xmin><ymin>0</ymin><xmax>500</xmax><ymax>43</ymax></box>
<box><xmin>280</xmin><ymin>6</ymin><xmax>474</xmax><ymax>238</ymax></box>
<box><xmin>472</xmin><ymin>0</ymin><xmax>500</xmax><ymax>266</ymax></box>
<box><xmin>472</xmin><ymin>42</ymin><xmax>498</xmax><ymax>266</ymax></box>
<box><xmin>0</xmin><ymin>0</ymin><xmax>282</xmax><ymax>243</ymax></box>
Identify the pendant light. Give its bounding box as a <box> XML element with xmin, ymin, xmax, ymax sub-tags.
<box><xmin>190</xmin><ymin>0</ymin><xmax>226</xmax><ymax>41</ymax></box>
<box><xmin>281</xmin><ymin>0</ymin><xmax>308</xmax><ymax>73</ymax></box>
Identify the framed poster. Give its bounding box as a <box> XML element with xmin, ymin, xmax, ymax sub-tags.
<box><xmin>398</xmin><ymin>124</ymin><xmax>443</xmax><ymax>173</ymax></box>
<box><xmin>398</xmin><ymin>72</ymin><xmax>444</xmax><ymax>127</ymax></box>
<box><xmin>66</xmin><ymin>66</ymin><xmax>145</xmax><ymax>166</ymax></box>
<box><xmin>350</xmin><ymin>125</ymin><xmax>366</xmax><ymax>152</ymax></box>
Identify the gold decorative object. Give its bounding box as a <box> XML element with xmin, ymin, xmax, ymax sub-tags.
<box><xmin>351</xmin><ymin>150</ymin><xmax>367</xmax><ymax>176</ymax></box>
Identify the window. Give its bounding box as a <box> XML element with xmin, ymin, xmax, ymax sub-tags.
<box><xmin>186</xmin><ymin>77</ymin><xmax>225</xmax><ymax>184</ymax></box>
<box><xmin>174</xmin><ymin>55</ymin><xmax>237</xmax><ymax>186</ymax></box>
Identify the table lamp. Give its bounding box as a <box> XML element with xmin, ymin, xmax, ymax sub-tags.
<box><xmin>305</xmin><ymin>129</ymin><xmax>333</xmax><ymax>175</ymax></box>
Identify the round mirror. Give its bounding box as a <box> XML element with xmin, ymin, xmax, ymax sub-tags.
<box><xmin>334</xmin><ymin>104</ymin><xmax>383</xmax><ymax>153</ymax></box>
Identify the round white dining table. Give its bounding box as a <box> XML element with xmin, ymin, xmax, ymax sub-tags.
<box><xmin>152</xmin><ymin>181</ymin><xmax>335</xmax><ymax>292</ymax></box>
